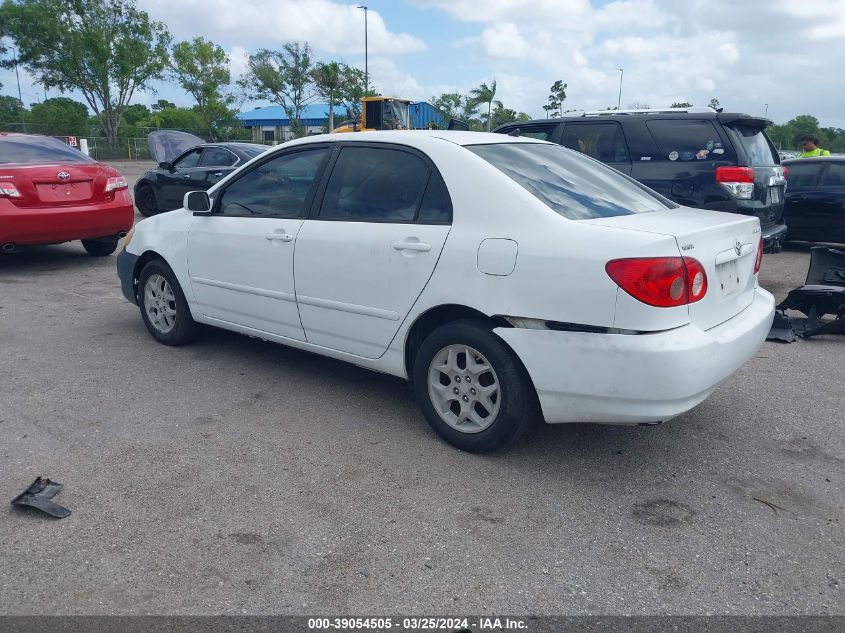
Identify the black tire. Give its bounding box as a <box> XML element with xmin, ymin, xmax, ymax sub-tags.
<box><xmin>137</xmin><ymin>259</ymin><xmax>201</xmax><ymax>346</ymax></box>
<box><xmin>412</xmin><ymin>319</ymin><xmax>539</xmax><ymax>453</ymax></box>
<box><xmin>135</xmin><ymin>184</ymin><xmax>158</xmax><ymax>217</ymax></box>
<box><xmin>81</xmin><ymin>238</ymin><xmax>118</xmax><ymax>257</ymax></box>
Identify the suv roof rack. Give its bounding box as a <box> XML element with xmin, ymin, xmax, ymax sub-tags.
<box><xmin>579</xmin><ymin>107</ymin><xmax>717</xmax><ymax>117</ymax></box>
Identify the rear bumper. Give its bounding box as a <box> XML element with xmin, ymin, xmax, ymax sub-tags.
<box><xmin>495</xmin><ymin>287</ymin><xmax>775</xmax><ymax>425</ymax></box>
<box><xmin>116</xmin><ymin>247</ymin><xmax>139</xmax><ymax>305</ymax></box>
<box><xmin>761</xmin><ymin>222</ymin><xmax>787</xmax><ymax>253</ymax></box>
<box><xmin>0</xmin><ymin>191</ymin><xmax>134</xmax><ymax>245</ymax></box>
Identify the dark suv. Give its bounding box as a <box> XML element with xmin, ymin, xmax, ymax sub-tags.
<box><xmin>494</xmin><ymin>108</ymin><xmax>788</xmax><ymax>252</ymax></box>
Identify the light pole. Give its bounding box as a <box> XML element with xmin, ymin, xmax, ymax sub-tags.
<box><xmin>616</xmin><ymin>68</ymin><xmax>624</xmax><ymax>110</ymax></box>
<box><xmin>357</xmin><ymin>5</ymin><xmax>368</xmax><ymax>94</ymax></box>
<box><xmin>12</xmin><ymin>47</ymin><xmax>27</xmax><ymax>132</ymax></box>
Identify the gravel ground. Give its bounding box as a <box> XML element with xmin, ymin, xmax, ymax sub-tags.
<box><xmin>0</xmin><ymin>162</ymin><xmax>842</xmax><ymax>615</ymax></box>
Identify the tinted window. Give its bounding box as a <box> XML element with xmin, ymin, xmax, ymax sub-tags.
<box><xmin>174</xmin><ymin>148</ymin><xmax>202</xmax><ymax>169</ymax></box>
<box><xmin>646</xmin><ymin>119</ymin><xmax>724</xmax><ymax>162</ymax></box>
<box><xmin>199</xmin><ymin>147</ymin><xmax>237</xmax><ymax>167</ymax></box>
<box><xmin>0</xmin><ymin>135</ymin><xmax>94</xmax><ymax>164</ymax></box>
<box><xmin>319</xmin><ymin>147</ymin><xmax>429</xmax><ymax>222</ymax></box>
<box><xmin>217</xmin><ymin>147</ymin><xmax>328</xmax><ymax>217</ymax></box>
<box><xmin>786</xmin><ymin>162</ymin><xmax>822</xmax><ymax>189</ymax></box>
<box><xmin>467</xmin><ymin>142</ymin><xmax>672</xmax><ymax>220</ymax></box>
<box><xmin>725</xmin><ymin>124</ymin><xmax>777</xmax><ymax>166</ymax></box>
<box><xmin>238</xmin><ymin>145</ymin><xmax>269</xmax><ymax>159</ymax></box>
<box><xmin>417</xmin><ymin>176</ymin><xmax>452</xmax><ymax>224</ymax></box>
<box><xmin>562</xmin><ymin>123</ymin><xmax>629</xmax><ymax>163</ymax></box>
<box><xmin>818</xmin><ymin>163</ymin><xmax>845</xmax><ymax>187</ymax></box>
<box><xmin>509</xmin><ymin>125</ymin><xmax>556</xmax><ymax>141</ymax></box>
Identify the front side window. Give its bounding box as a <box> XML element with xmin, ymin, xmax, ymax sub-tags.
<box><xmin>786</xmin><ymin>162</ymin><xmax>822</xmax><ymax>190</ymax></box>
<box><xmin>646</xmin><ymin>119</ymin><xmax>724</xmax><ymax>162</ymax></box>
<box><xmin>217</xmin><ymin>147</ymin><xmax>329</xmax><ymax>217</ymax></box>
<box><xmin>174</xmin><ymin>148</ymin><xmax>202</xmax><ymax>169</ymax></box>
<box><xmin>562</xmin><ymin>123</ymin><xmax>629</xmax><ymax>163</ymax></box>
<box><xmin>319</xmin><ymin>147</ymin><xmax>430</xmax><ymax>222</ymax></box>
<box><xmin>199</xmin><ymin>147</ymin><xmax>237</xmax><ymax>167</ymax></box>
<box><xmin>467</xmin><ymin>142</ymin><xmax>673</xmax><ymax>220</ymax></box>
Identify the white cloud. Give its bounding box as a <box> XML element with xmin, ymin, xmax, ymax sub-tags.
<box><xmin>140</xmin><ymin>0</ymin><xmax>426</xmax><ymax>55</ymax></box>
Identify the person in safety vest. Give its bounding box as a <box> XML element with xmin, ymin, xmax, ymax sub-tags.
<box><xmin>797</xmin><ymin>135</ymin><xmax>831</xmax><ymax>158</ymax></box>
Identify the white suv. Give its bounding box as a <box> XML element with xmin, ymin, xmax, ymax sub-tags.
<box><xmin>117</xmin><ymin>131</ymin><xmax>774</xmax><ymax>452</ymax></box>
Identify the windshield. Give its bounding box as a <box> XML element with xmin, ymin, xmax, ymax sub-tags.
<box><xmin>726</xmin><ymin>124</ymin><xmax>778</xmax><ymax>166</ymax></box>
<box><xmin>384</xmin><ymin>101</ymin><xmax>411</xmax><ymax>130</ymax></box>
<box><xmin>0</xmin><ymin>135</ymin><xmax>94</xmax><ymax>164</ymax></box>
<box><xmin>467</xmin><ymin>143</ymin><xmax>674</xmax><ymax>220</ymax></box>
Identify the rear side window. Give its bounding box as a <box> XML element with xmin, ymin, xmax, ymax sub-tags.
<box><xmin>199</xmin><ymin>147</ymin><xmax>237</xmax><ymax>167</ymax></box>
<box><xmin>646</xmin><ymin>119</ymin><xmax>724</xmax><ymax>162</ymax></box>
<box><xmin>562</xmin><ymin>122</ymin><xmax>629</xmax><ymax>163</ymax></box>
<box><xmin>725</xmin><ymin>124</ymin><xmax>777</xmax><ymax>166</ymax></box>
<box><xmin>319</xmin><ymin>147</ymin><xmax>430</xmax><ymax>222</ymax></box>
<box><xmin>467</xmin><ymin>142</ymin><xmax>673</xmax><ymax>220</ymax></box>
<box><xmin>416</xmin><ymin>176</ymin><xmax>452</xmax><ymax>224</ymax></box>
<box><xmin>819</xmin><ymin>163</ymin><xmax>845</xmax><ymax>187</ymax></box>
<box><xmin>786</xmin><ymin>162</ymin><xmax>823</xmax><ymax>189</ymax></box>
<box><xmin>0</xmin><ymin>135</ymin><xmax>94</xmax><ymax>164</ymax></box>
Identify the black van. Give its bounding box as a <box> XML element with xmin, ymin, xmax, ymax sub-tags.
<box><xmin>494</xmin><ymin>108</ymin><xmax>788</xmax><ymax>252</ymax></box>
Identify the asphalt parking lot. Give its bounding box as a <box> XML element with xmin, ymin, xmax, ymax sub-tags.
<box><xmin>0</xmin><ymin>161</ymin><xmax>842</xmax><ymax>615</ymax></box>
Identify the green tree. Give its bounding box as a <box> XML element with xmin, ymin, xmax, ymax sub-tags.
<box><xmin>152</xmin><ymin>99</ymin><xmax>176</xmax><ymax>112</ymax></box>
<box><xmin>243</xmin><ymin>42</ymin><xmax>316</xmax><ymax>138</ymax></box>
<box><xmin>548</xmin><ymin>80</ymin><xmax>567</xmax><ymax>117</ymax></box>
<box><xmin>430</xmin><ymin>92</ymin><xmax>463</xmax><ymax>121</ymax></box>
<box><xmin>708</xmin><ymin>98</ymin><xmax>720</xmax><ymax>110</ymax></box>
<box><xmin>138</xmin><ymin>106</ymin><xmax>205</xmax><ymax>133</ymax></box>
<box><xmin>170</xmin><ymin>37</ymin><xmax>235</xmax><ymax>135</ymax></box>
<box><xmin>469</xmin><ymin>79</ymin><xmax>497</xmax><ymax>131</ymax></box>
<box><xmin>0</xmin><ymin>94</ymin><xmax>25</xmax><ymax>130</ymax></box>
<box><xmin>28</xmin><ymin>97</ymin><xmax>88</xmax><ymax>136</ymax></box>
<box><xmin>671</xmin><ymin>101</ymin><xmax>692</xmax><ymax>108</ymax></box>
<box><xmin>1</xmin><ymin>0</ymin><xmax>171</xmax><ymax>144</ymax></box>
<box><xmin>489</xmin><ymin>102</ymin><xmax>529</xmax><ymax>129</ymax></box>
<box><xmin>338</xmin><ymin>64</ymin><xmax>377</xmax><ymax>120</ymax></box>
<box><xmin>311</xmin><ymin>61</ymin><xmax>343</xmax><ymax>131</ymax></box>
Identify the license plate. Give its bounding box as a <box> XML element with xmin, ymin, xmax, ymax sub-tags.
<box><xmin>769</xmin><ymin>186</ymin><xmax>780</xmax><ymax>203</ymax></box>
<box><xmin>717</xmin><ymin>260</ymin><xmax>742</xmax><ymax>297</ymax></box>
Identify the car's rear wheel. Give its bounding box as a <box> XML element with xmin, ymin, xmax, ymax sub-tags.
<box><xmin>81</xmin><ymin>238</ymin><xmax>118</xmax><ymax>257</ymax></box>
<box><xmin>137</xmin><ymin>260</ymin><xmax>200</xmax><ymax>346</ymax></box>
<box><xmin>412</xmin><ymin>319</ymin><xmax>538</xmax><ymax>452</ymax></box>
<box><xmin>135</xmin><ymin>185</ymin><xmax>159</xmax><ymax>217</ymax></box>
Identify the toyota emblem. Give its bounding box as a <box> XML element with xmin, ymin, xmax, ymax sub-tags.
<box><xmin>734</xmin><ymin>239</ymin><xmax>742</xmax><ymax>257</ymax></box>
<box><xmin>57</xmin><ymin>171</ymin><xmax>71</xmax><ymax>182</ymax></box>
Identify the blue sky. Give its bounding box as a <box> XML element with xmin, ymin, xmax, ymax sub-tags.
<box><xmin>3</xmin><ymin>0</ymin><xmax>845</xmax><ymax>129</ymax></box>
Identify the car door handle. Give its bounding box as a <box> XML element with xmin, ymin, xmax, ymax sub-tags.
<box><xmin>392</xmin><ymin>240</ymin><xmax>431</xmax><ymax>252</ymax></box>
<box><xmin>266</xmin><ymin>232</ymin><xmax>293</xmax><ymax>242</ymax></box>
<box><xmin>212</xmin><ymin>172</ymin><xmax>224</xmax><ymax>178</ymax></box>
<box><xmin>182</xmin><ymin>174</ymin><xmax>192</xmax><ymax>179</ymax></box>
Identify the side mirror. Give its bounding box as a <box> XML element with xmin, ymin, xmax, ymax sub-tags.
<box><xmin>184</xmin><ymin>190</ymin><xmax>211</xmax><ymax>214</ymax></box>
<box><xmin>158</xmin><ymin>161</ymin><xmax>173</xmax><ymax>172</ymax></box>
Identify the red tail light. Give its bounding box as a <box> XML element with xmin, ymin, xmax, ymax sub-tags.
<box><xmin>0</xmin><ymin>183</ymin><xmax>21</xmax><ymax>198</ymax></box>
<box><xmin>715</xmin><ymin>166</ymin><xmax>754</xmax><ymax>183</ymax></box>
<box><xmin>754</xmin><ymin>236</ymin><xmax>763</xmax><ymax>274</ymax></box>
<box><xmin>105</xmin><ymin>176</ymin><xmax>128</xmax><ymax>192</ymax></box>
<box><xmin>782</xmin><ymin>166</ymin><xmax>789</xmax><ymax>179</ymax></box>
<box><xmin>605</xmin><ymin>257</ymin><xmax>708</xmax><ymax>308</ymax></box>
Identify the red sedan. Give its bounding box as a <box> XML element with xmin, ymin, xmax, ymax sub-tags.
<box><xmin>0</xmin><ymin>133</ymin><xmax>134</xmax><ymax>256</ymax></box>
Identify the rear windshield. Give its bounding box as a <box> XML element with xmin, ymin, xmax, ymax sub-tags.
<box><xmin>466</xmin><ymin>142</ymin><xmax>674</xmax><ymax>220</ymax></box>
<box><xmin>0</xmin><ymin>135</ymin><xmax>94</xmax><ymax>164</ymax></box>
<box><xmin>725</xmin><ymin>124</ymin><xmax>777</xmax><ymax>166</ymax></box>
<box><xmin>238</xmin><ymin>145</ymin><xmax>269</xmax><ymax>159</ymax></box>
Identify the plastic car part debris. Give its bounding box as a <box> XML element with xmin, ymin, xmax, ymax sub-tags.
<box><xmin>768</xmin><ymin>247</ymin><xmax>845</xmax><ymax>341</ymax></box>
<box><xmin>11</xmin><ymin>477</ymin><xmax>71</xmax><ymax>518</ymax></box>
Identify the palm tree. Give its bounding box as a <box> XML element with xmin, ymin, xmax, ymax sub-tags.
<box><xmin>470</xmin><ymin>79</ymin><xmax>497</xmax><ymax>132</ymax></box>
<box><xmin>311</xmin><ymin>61</ymin><xmax>342</xmax><ymax>131</ymax></box>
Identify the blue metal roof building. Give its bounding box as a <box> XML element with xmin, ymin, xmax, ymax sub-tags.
<box><xmin>236</xmin><ymin>101</ymin><xmax>446</xmax><ymax>141</ymax></box>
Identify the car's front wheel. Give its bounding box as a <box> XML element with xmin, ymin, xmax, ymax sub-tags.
<box><xmin>81</xmin><ymin>238</ymin><xmax>118</xmax><ymax>257</ymax></box>
<box><xmin>137</xmin><ymin>260</ymin><xmax>200</xmax><ymax>346</ymax></box>
<box><xmin>412</xmin><ymin>319</ymin><xmax>538</xmax><ymax>452</ymax></box>
<box><xmin>135</xmin><ymin>184</ymin><xmax>159</xmax><ymax>217</ymax></box>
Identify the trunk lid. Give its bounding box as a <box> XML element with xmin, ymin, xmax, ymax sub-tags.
<box><xmin>1</xmin><ymin>162</ymin><xmax>118</xmax><ymax>208</ymax></box>
<box><xmin>722</xmin><ymin>120</ymin><xmax>786</xmax><ymax>228</ymax></box>
<box><xmin>587</xmin><ymin>207</ymin><xmax>762</xmax><ymax>331</ymax></box>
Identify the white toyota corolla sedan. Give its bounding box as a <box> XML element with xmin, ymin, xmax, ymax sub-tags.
<box><xmin>117</xmin><ymin>131</ymin><xmax>774</xmax><ymax>452</ymax></box>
